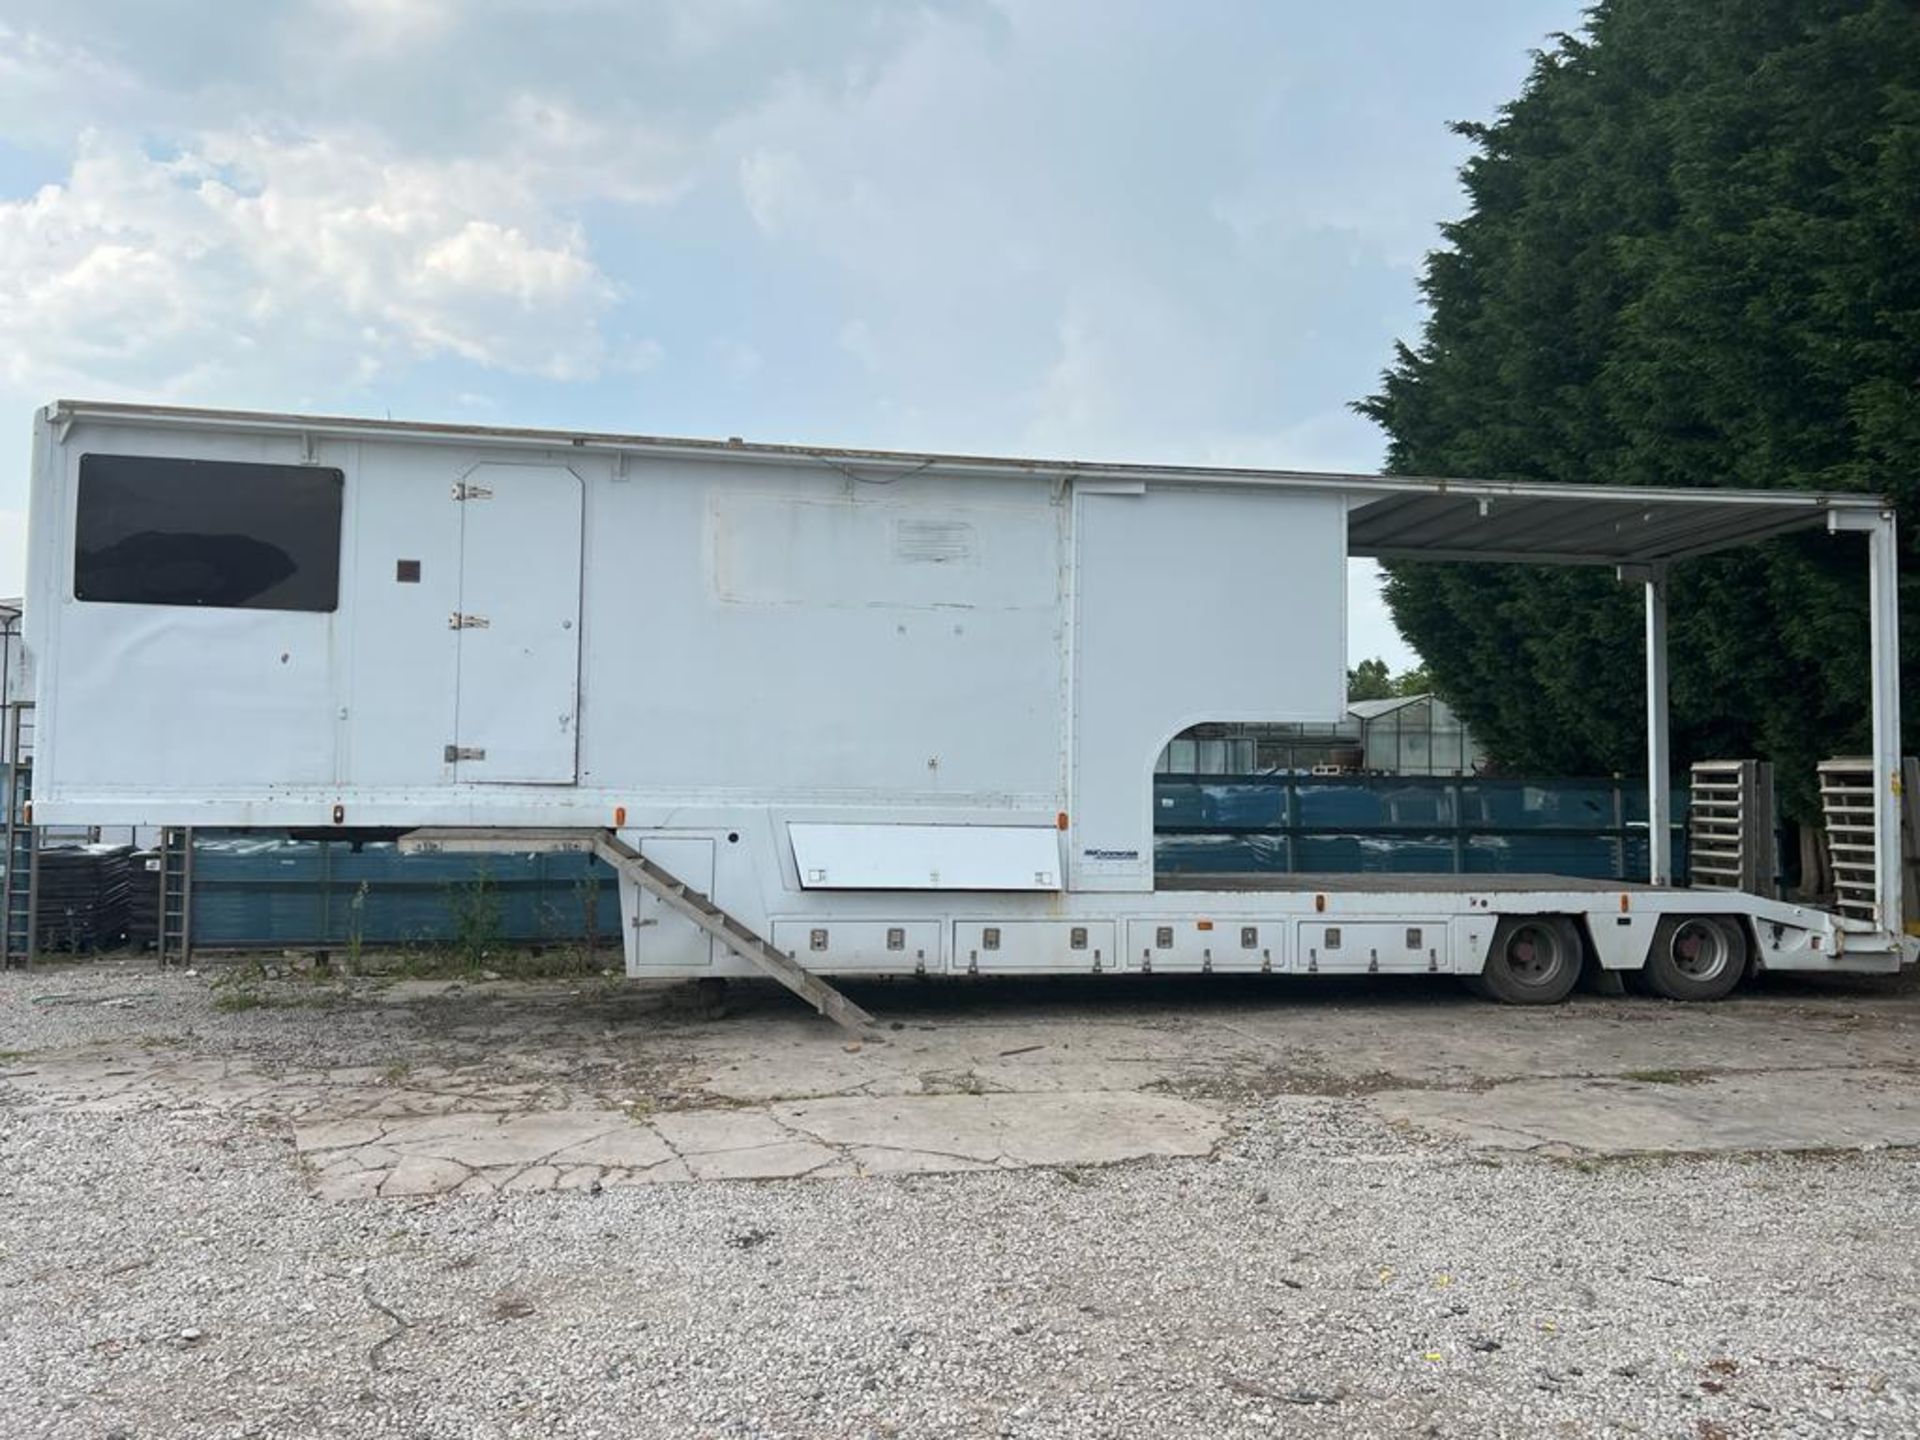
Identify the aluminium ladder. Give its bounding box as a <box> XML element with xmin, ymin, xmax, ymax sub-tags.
<box><xmin>1</xmin><ymin>701</ymin><xmax>36</xmax><ymax>968</ymax></box>
<box><xmin>157</xmin><ymin>826</ymin><xmax>194</xmax><ymax>967</ymax></box>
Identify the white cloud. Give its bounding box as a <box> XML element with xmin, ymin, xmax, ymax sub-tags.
<box><xmin>332</xmin><ymin>0</ymin><xmax>455</xmax><ymax>52</ymax></box>
<box><xmin>0</xmin><ymin>127</ymin><xmax>621</xmax><ymax>398</ymax></box>
<box><xmin>0</xmin><ymin>21</ymin><xmax>145</xmax><ymax>146</ymax></box>
<box><xmin>737</xmin><ymin>148</ymin><xmax>809</xmax><ymax>235</ymax></box>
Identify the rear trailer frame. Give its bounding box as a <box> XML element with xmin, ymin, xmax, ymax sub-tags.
<box><xmin>25</xmin><ymin>401</ymin><xmax>1913</xmax><ymax>1022</ymax></box>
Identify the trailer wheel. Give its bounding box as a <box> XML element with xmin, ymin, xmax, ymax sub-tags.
<box><xmin>1641</xmin><ymin>916</ymin><xmax>1747</xmax><ymax>1001</ymax></box>
<box><xmin>1470</xmin><ymin>916</ymin><xmax>1582</xmax><ymax>1005</ymax></box>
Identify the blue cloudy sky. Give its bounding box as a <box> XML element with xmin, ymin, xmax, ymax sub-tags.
<box><xmin>0</xmin><ymin>0</ymin><xmax>1582</xmax><ymax>661</ymax></box>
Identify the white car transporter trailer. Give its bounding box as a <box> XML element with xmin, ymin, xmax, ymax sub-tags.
<box><xmin>24</xmin><ymin>400</ymin><xmax>1914</xmax><ymax>1033</ymax></box>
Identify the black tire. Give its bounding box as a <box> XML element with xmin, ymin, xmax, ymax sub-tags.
<box><xmin>1470</xmin><ymin>915</ymin><xmax>1584</xmax><ymax>1005</ymax></box>
<box><xmin>1641</xmin><ymin>915</ymin><xmax>1748</xmax><ymax>1001</ymax></box>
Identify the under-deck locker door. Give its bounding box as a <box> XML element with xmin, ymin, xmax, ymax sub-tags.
<box><xmin>451</xmin><ymin>464</ymin><xmax>583</xmax><ymax>784</ymax></box>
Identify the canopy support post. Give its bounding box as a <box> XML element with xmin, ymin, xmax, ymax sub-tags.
<box><xmin>1829</xmin><ymin>507</ymin><xmax>1904</xmax><ymax>932</ymax></box>
<box><xmin>1868</xmin><ymin>511</ymin><xmax>1903</xmax><ymax>930</ymax></box>
<box><xmin>1644</xmin><ymin>564</ymin><xmax>1673</xmax><ymax>886</ymax></box>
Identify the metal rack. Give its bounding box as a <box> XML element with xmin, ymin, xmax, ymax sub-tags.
<box><xmin>1688</xmin><ymin>760</ymin><xmax>1775</xmax><ymax>896</ymax></box>
<box><xmin>1820</xmin><ymin>756</ymin><xmax>1920</xmax><ymax>930</ymax></box>
<box><xmin>1820</xmin><ymin>758</ymin><xmax>1885</xmax><ymax>924</ymax></box>
<box><xmin>2</xmin><ymin>700</ymin><xmax>36</xmax><ymax>968</ymax></box>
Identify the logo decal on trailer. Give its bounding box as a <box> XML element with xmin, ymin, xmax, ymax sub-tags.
<box><xmin>1082</xmin><ymin>848</ymin><xmax>1140</xmax><ymax>861</ymax></box>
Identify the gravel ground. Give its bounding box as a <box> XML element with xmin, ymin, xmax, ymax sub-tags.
<box><xmin>4</xmin><ymin>966</ymin><xmax>1920</xmax><ymax>1439</ymax></box>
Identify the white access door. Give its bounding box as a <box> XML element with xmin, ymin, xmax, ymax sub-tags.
<box><xmin>451</xmin><ymin>463</ymin><xmax>583</xmax><ymax>784</ymax></box>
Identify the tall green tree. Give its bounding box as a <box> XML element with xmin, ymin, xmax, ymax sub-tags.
<box><xmin>1348</xmin><ymin>657</ymin><xmax>1434</xmax><ymax>701</ymax></box>
<box><xmin>1359</xmin><ymin>0</ymin><xmax>1920</xmax><ymax>813</ymax></box>
<box><xmin>1347</xmin><ymin>657</ymin><xmax>1395</xmax><ymax>701</ymax></box>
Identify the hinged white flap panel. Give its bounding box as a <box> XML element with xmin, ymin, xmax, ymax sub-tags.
<box><xmin>453</xmin><ymin>464</ymin><xmax>583</xmax><ymax>784</ymax></box>
<box><xmin>788</xmin><ymin>823</ymin><xmax>1062</xmax><ymax>890</ymax></box>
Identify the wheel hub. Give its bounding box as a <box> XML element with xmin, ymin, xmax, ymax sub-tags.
<box><xmin>1670</xmin><ymin>919</ymin><xmax>1730</xmax><ymax>981</ymax></box>
<box><xmin>1506</xmin><ymin>924</ymin><xmax>1562</xmax><ymax>983</ymax></box>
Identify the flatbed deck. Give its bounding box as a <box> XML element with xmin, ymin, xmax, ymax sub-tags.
<box><xmin>1158</xmin><ymin>873</ymin><xmax>1651</xmax><ymax>894</ymax></box>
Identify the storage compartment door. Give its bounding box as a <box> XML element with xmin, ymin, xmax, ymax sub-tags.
<box><xmin>627</xmin><ymin>837</ymin><xmax>716</xmax><ymax>970</ymax></box>
<box><xmin>1295</xmin><ymin>920</ymin><xmax>1447</xmax><ymax>975</ymax></box>
<box><xmin>452</xmin><ymin>464</ymin><xmax>583</xmax><ymax>783</ymax></box>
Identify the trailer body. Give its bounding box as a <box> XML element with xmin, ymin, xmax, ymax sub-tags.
<box><xmin>24</xmin><ymin>401</ymin><xmax>1913</xmax><ymax>990</ymax></box>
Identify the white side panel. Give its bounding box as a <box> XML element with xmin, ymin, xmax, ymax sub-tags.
<box><xmin>788</xmin><ymin>823</ymin><xmax>1061</xmax><ymax>891</ymax></box>
<box><xmin>1070</xmin><ymin>486</ymin><xmax>1348</xmax><ymax>891</ymax></box>
<box><xmin>454</xmin><ymin>464</ymin><xmax>582</xmax><ymax>784</ymax></box>
<box><xmin>30</xmin><ymin>421</ymin><xmax>344</xmax><ymax>794</ymax></box>
<box><xmin>578</xmin><ymin>477</ymin><xmax>1065</xmax><ymax>807</ymax></box>
<box><xmin>713</xmin><ymin>493</ymin><xmax>1057</xmax><ymax>611</ymax></box>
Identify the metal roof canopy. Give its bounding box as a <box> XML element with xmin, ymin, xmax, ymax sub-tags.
<box><xmin>43</xmin><ymin>399</ymin><xmax>1907</xmax><ymax>935</ymax></box>
<box><xmin>48</xmin><ymin>399</ymin><xmax>1885</xmax><ymax>567</ymax></box>
<box><xmin>1346</xmin><ymin>483</ymin><xmax>1884</xmax><ymax>567</ymax></box>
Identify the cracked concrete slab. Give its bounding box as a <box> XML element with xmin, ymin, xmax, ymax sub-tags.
<box><xmin>1371</xmin><ymin>1066</ymin><xmax>1920</xmax><ymax>1155</ymax></box>
<box><xmin>294</xmin><ymin>1091</ymin><xmax>1222</xmax><ymax>1197</ymax></box>
<box><xmin>772</xmin><ymin>1091</ymin><xmax>1217</xmax><ymax>1169</ymax></box>
<box><xmin>8</xmin><ymin>966</ymin><xmax>1920</xmax><ymax>1199</ymax></box>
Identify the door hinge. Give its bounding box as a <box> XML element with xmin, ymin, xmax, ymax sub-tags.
<box><xmin>448</xmin><ymin>612</ymin><xmax>490</xmax><ymax>629</ymax></box>
<box><xmin>451</xmin><ymin>482</ymin><xmax>494</xmax><ymax>501</ymax></box>
<box><xmin>444</xmin><ymin>745</ymin><xmax>487</xmax><ymax>763</ymax></box>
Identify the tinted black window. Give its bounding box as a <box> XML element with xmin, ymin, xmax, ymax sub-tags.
<box><xmin>75</xmin><ymin>455</ymin><xmax>344</xmax><ymax>612</ymax></box>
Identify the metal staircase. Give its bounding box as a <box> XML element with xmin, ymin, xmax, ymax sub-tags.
<box><xmin>400</xmin><ymin>827</ymin><xmax>878</xmax><ymax>1035</ymax></box>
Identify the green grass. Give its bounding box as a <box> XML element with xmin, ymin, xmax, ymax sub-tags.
<box><xmin>1620</xmin><ymin>1067</ymin><xmax>1714</xmax><ymax>1086</ymax></box>
<box><xmin>378</xmin><ymin>945</ymin><xmax>611</xmax><ymax>981</ymax></box>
